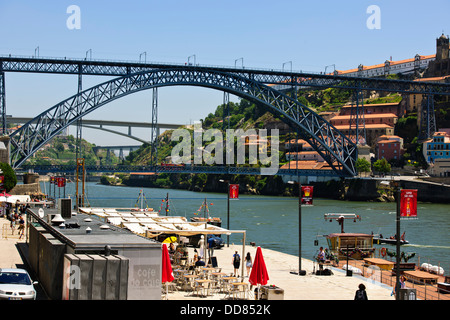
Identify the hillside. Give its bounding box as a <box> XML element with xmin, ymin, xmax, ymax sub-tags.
<box><xmin>24</xmin><ymin>134</ymin><xmax>119</xmax><ymax>166</ymax></box>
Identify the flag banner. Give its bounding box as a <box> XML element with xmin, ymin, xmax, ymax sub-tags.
<box><xmin>50</xmin><ymin>176</ymin><xmax>55</xmax><ymax>184</ymax></box>
<box><xmin>229</xmin><ymin>184</ymin><xmax>239</xmax><ymax>199</ymax></box>
<box><xmin>301</xmin><ymin>186</ymin><xmax>314</xmax><ymax>205</ymax></box>
<box><xmin>400</xmin><ymin>189</ymin><xmax>417</xmax><ymax>218</ymax></box>
<box><xmin>0</xmin><ymin>175</ymin><xmax>4</xmax><ymax>191</ymax></box>
<box><xmin>57</xmin><ymin>177</ymin><xmax>66</xmax><ymax>188</ymax></box>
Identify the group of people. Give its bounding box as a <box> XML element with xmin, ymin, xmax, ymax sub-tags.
<box><xmin>2</xmin><ymin>200</ymin><xmax>27</xmax><ymax>239</ymax></box>
<box><xmin>232</xmin><ymin>251</ymin><xmax>253</xmax><ymax>277</ymax></box>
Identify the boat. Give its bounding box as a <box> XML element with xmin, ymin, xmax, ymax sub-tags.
<box><xmin>190</xmin><ymin>198</ymin><xmax>222</xmax><ymax>227</ymax></box>
<box><xmin>322</xmin><ymin>213</ymin><xmax>375</xmax><ymax>260</ymax></box>
<box><xmin>373</xmin><ymin>232</ymin><xmax>409</xmax><ymax>245</ymax></box>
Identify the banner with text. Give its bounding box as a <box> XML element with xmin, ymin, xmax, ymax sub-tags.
<box><xmin>301</xmin><ymin>186</ymin><xmax>314</xmax><ymax>205</ymax></box>
<box><xmin>400</xmin><ymin>189</ymin><xmax>417</xmax><ymax>218</ymax></box>
<box><xmin>229</xmin><ymin>184</ymin><xmax>239</xmax><ymax>199</ymax></box>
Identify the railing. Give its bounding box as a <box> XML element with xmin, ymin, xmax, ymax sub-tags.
<box><xmin>341</xmin><ymin>249</ymin><xmax>450</xmax><ymax>300</ymax></box>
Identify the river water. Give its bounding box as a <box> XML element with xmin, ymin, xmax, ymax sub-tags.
<box><xmin>43</xmin><ymin>181</ymin><xmax>450</xmax><ymax>271</ymax></box>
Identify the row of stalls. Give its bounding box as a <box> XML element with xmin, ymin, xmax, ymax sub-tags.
<box><xmin>78</xmin><ymin>207</ymin><xmax>248</xmax><ymax>278</ymax></box>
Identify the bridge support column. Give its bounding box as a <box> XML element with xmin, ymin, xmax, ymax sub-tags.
<box><xmin>349</xmin><ymin>88</ymin><xmax>366</xmax><ymax>145</ymax></box>
<box><xmin>76</xmin><ymin>68</ymin><xmax>83</xmax><ymax>159</ymax></box>
<box><xmin>418</xmin><ymin>93</ymin><xmax>436</xmax><ymax>141</ymax></box>
<box><xmin>0</xmin><ymin>70</ymin><xmax>6</xmax><ymax>135</ymax></box>
<box><xmin>150</xmin><ymin>87</ymin><xmax>158</xmax><ymax>166</ymax></box>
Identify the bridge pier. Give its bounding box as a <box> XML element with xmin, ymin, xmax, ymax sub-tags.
<box><xmin>0</xmin><ymin>70</ymin><xmax>6</xmax><ymax>135</ymax></box>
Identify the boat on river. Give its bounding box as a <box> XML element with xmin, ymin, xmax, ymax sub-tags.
<box><xmin>323</xmin><ymin>213</ymin><xmax>375</xmax><ymax>260</ymax></box>
<box><xmin>373</xmin><ymin>232</ymin><xmax>409</xmax><ymax>245</ymax></box>
<box><xmin>190</xmin><ymin>198</ymin><xmax>222</xmax><ymax>227</ymax></box>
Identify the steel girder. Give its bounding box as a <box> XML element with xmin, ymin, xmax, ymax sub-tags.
<box><xmin>1</xmin><ymin>56</ymin><xmax>450</xmax><ymax>95</ymax></box>
<box><xmin>18</xmin><ymin>164</ymin><xmax>339</xmax><ymax>177</ymax></box>
<box><xmin>9</xmin><ymin>67</ymin><xmax>358</xmax><ymax>176</ymax></box>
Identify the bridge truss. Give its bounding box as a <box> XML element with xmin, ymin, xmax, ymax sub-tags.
<box><xmin>2</xmin><ymin>56</ymin><xmax>450</xmax><ymax>177</ymax></box>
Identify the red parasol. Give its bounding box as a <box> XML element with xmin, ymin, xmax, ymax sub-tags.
<box><xmin>0</xmin><ymin>191</ymin><xmax>11</xmax><ymax>197</ymax></box>
<box><xmin>161</xmin><ymin>243</ymin><xmax>174</xmax><ymax>283</ymax></box>
<box><xmin>249</xmin><ymin>246</ymin><xmax>269</xmax><ymax>286</ymax></box>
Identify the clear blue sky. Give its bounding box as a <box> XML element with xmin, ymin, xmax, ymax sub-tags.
<box><xmin>1</xmin><ymin>0</ymin><xmax>449</xmax><ymax>146</ymax></box>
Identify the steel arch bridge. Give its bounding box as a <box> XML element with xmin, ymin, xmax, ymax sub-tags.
<box><xmin>9</xmin><ymin>67</ymin><xmax>358</xmax><ymax>177</ymax></box>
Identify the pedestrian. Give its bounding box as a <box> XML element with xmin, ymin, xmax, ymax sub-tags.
<box><xmin>245</xmin><ymin>252</ymin><xmax>252</xmax><ymax>277</ymax></box>
<box><xmin>207</xmin><ymin>235</ymin><xmax>215</xmax><ymax>260</ymax></box>
<box><xmin>18</xmin><ymin>215</ymin><xmax>25</xmax><ymax>239</ymax></box>
<box><xmin>354</xmin><ymin>283</ymin><xmax>368</xmax><ymax>300</ymax></box>
<box><xmin>317</xmin><ymin>247</ymin><xmax>326</xmax><ymax>270</ymax></box>
<box><xmin>232</xmin><ymin>251</ymin><xmax>241</xmax><ymax>277</ymax></box>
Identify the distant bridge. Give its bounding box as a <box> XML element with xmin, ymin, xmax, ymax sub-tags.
<box><xmin>8</xmin><ymin>117</ymin><xmax>183</xmax><ymax>144</ymax></box>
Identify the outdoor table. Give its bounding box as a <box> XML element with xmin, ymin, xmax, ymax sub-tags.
<box><xmin>183</xmin><ymin>274</ymin><xmax>198</xmax><ymax>291</ymax></box>
<box><xmin>200</xmin><ymin>267</ymin><xmax>216</xmax><ymax>278</ymax></box>
<box><xmin>229</xmin><ymin>282</ymin><xmax>249</xmax><ymax>299</ymax></box>
<box><xmin>194</xmin><ymin>279</ymin><xmax>213</xmax><ymax>297</ymax></box>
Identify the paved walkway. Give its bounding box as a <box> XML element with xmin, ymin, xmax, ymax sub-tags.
<box><xmin>166</xmin><ymin>243</ymin><xmax>395</xmax><ymax>300</ymax></box>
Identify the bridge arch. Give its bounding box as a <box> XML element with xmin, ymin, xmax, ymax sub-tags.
<box><xmin>9</xmin><ymin>67</ymin><xmax>357</xmax><ymax>176</ymax></box>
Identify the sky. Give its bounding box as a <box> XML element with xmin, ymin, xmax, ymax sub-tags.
<box><xmin>1</xmin><ymin>0</ymin><xmax>449</xmax><ymax>146</ymax></box>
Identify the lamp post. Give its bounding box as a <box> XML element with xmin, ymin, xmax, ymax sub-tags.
<box><xmin>288</xmin><ymin>179</ymin><xmax>305</xmax><ymax>275</ymax></box>
<box><xmin>219</xmin><ymin>179</ymin><xmax>230</xmax><ymax>247</ymax></box>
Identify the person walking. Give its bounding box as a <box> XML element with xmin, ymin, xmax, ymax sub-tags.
<box><xmin>354</xmin><ymin>283</ymin><xmax>368</xmax><ymax>300</ymax></box>
<box><xmin>245</xmin><ymin>252</ymin><xmax>253</xmax><ymax>277</ymax></box>
<box><xmin>232</xmin><ymin>251</ymin><xmax>241</xmax><ymax>277</ymax></box>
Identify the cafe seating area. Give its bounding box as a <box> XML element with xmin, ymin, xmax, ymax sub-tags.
<box><xmin>163</xmin><ymin>257</ymin><xmax>254</xmax><ymax>300</ymax></box>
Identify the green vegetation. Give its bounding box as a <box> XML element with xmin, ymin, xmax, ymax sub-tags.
<box><xmin>0</xmin><ymin>162</ymin><xmax>17</xmax><ymax>192</ymax></box>
<box><xmin>24</xmin><ymin>134</ymin><xmax>119</xmax><ymax>166</ymax></box>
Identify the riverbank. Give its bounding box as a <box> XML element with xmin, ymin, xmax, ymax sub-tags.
<box><xmin>101</xmin><ymin>173</ymin><xmax>450</xmax><ymax>204</ymax></box>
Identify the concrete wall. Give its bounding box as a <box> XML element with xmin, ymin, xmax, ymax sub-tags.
<box><xmin>62</xmin><ymin>254</ymin><xmax>129</xmax><ymax>300</ymax></box>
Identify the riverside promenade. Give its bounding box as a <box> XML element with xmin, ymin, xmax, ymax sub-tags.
<box><xmin>166</xmin><ymin>243</ymin><xmax>395</xmax><ymax>300</ymax></box>
<box><xmin>0</xmin><ymin>218</ymin><xmax>394</xmax><ymax>300</ymax></box>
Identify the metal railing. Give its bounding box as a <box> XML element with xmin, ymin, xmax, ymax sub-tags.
<box><xmin>341</xmin><ymin>249</ymin><xmax>450</xmax><ymax>300</ymax></box>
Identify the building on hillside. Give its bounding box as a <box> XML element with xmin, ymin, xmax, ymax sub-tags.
<box><xmin>423</xmin><ymin>130</ymin><xmax>450</xmax><ymax>163</ymax></box>
<box><xmin>334</xmin><ymin>54</ymin><xmax>435</xmax><ymax>78</ymax></box>
<box><xmin>405</xmin><ymin>75</ymin><xmax>450</xmax><ymax>113</ymax></box>
<box><xmin>424</xmin><ymin>34</ymin><xmax>450</xmax><ymax>77</ymax></box>
<box><xmin>429</xmin><ymin>158</ymin><xmax>450</xmax><ymax>177</ymax></box>
<box><xmin>339</xmin><ymin>102</ymin><xmax>404</xmax><ymax>117</ymax></box>
<box><xmin>376</xmin><ymin>135</ymin><xmax>404</xmax><ymax>161</ymax></box>
<box><xmin>330</xmin><ymin>113</ymin><xmax>398</xmax><ymax>146</ymax></box>
<box><xmin>285</xmin><ymin>151</ymin><xmax>324</xmax><ymax>162</ymax></box>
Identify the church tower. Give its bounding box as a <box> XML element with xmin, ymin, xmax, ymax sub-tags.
<box><xmin>436</xmin><ymin>33</ymin><xmax>449</xmax><ymax>61</ymax></box>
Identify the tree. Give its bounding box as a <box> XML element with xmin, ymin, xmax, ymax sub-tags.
<box><xmin>355</xmin><ymin>158</ymin><xmax>371</xmax><ymax>176</ymax></box>
<box><xmin>0</xmin><ymin>162</ymin><xmax>18</xmax><ymax>192</ymax></box>
<box><xmin>373</xmin><ymin>158</ymin><xmax>391</xmax><ymax>175</ymax></box>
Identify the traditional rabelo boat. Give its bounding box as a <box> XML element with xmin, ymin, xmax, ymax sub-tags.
<box><xmin>190</xmin><ymin>198</ymin><xmax>222</xmax><ymax>227</ymax></box>
<box><xmin>323</xmin><ymin>214</ymin><xmax>375</xmax><ymax>260</ymax></box>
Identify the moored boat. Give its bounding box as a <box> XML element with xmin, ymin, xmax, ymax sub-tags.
<box><xmin>322</xmin><ymin>213</ymin><xmax>375</xmax><ymax>260</ymax></box>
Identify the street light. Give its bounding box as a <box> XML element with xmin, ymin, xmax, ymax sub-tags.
<box><xmin>219</xmin><ymin>179</ymin><xmax>230</xmax><ymax>247</ymax></box>
<box><xmin>288</xmin><ymin>179</ymin><xmax>305</xmax><ymax>276</ymax></box>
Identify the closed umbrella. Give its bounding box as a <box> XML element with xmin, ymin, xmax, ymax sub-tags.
<box><xmin>249</xmin><ymin>247</ymin><xmax>269</xmax><ymax>300</ymax></box>
<box><xmin>161</xmin><ymin>243</ymin><xmax>174</xmax><ymax>299</ymax></box>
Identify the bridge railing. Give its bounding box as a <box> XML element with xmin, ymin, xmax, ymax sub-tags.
<box><xmin>18</xmin><ymin>164</ymin><xmax>347</xmax><ymax>177</ymax></box>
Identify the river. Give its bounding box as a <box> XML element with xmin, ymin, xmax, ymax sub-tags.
<box><xmin>42</xmin><ymin>181</ymin><xmax>450</xmax><ymax>271</ymax></box>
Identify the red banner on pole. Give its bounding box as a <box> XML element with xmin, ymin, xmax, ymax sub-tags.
<box><xmin>50</xmin><ymin>176</ymin><xmax>55</xmax><ymax>184</ymax></box>
<box><xmin>57</xmin><ymin>177</ymin><xmax>66</xmax><ymax>188</ymax></box>
<box><xmin>400</xmin><ymin>189</ymin><xmax>417</xmax><ymax>218</ymax></box>
<box><xmin>0</xmin><ymin>175</ymin><xmax>4</xmax><ymax>191</ymax></box>
<box><xmin>229</xmin><ymin>184</ymin><xmax>239</xmax><ymax>199</ymax></box>
<box><xmin>301</xmin><ymin>186</ymin><xmax>314</xmax><ymax>205</ymax></box>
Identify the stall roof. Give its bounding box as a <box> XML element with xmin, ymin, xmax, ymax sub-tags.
<box><xmin>79</xmin><ymin>207</ymin><xmax>244</xmax><ymax>237</ymax></box>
